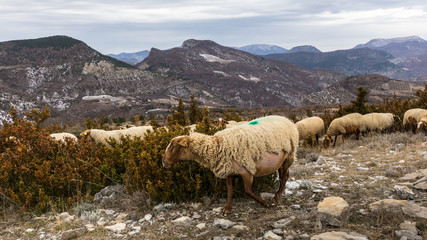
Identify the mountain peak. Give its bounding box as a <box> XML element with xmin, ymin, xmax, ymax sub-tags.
<box><xmin>287</xmin><ymin>45</ymin><xmax>321</xmax><ymax>53</ymax></box>
<box><xmin>181</xmin><ymin>39</ymin><xmax>219</xmax><ymax>49</ymax></box>
<box><xmin>355</xmin><ymin>36</ymin><xmax>426</xmax><ymax>48</ymax></box>
<box><xmin>8</xmin><ymin>35</ymin><xmax>83</xmax><ymax>49</ymax></box>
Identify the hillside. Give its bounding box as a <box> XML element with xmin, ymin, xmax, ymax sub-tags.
<box><xmin>307</xmin><ymin>74</ymin><xmax>423</xmax><ymax>105</ymax></box>
<box><xmin>137</xmin><ymin>39</ymin><xmax>345</xmax><ymax>107</ymax></box>
<box><xmin>0</xmin><ymin>36</ymin><xmax>169</xmax><ymax>123</ymax></box>
<box><xmin>107</xmin><ymin>50</ymin><xmax>149</xmax><ymax>65</ymax></box>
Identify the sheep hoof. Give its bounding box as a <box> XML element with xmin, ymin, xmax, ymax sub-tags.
<box><xmin>221</xmin><ymin>208</ymin><xmax>231</xmax><ymax>217</ymax></box>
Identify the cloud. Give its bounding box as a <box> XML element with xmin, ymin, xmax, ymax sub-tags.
<box><xmin>1</xmin><ymin>0</ymin><xmax>427</xmax><ymax>53</ymax></box>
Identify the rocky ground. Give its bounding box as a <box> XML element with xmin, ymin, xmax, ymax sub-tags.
<box><xmin>1</xmin><ymin>132</ymin><xmax>427</xmax><ymax>240</ymax></box>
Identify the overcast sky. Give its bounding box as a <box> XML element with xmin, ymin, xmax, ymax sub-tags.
<box><xmin>1</xmin><ymin>0</ymin><xmax>426</xmax><ymax>54</ymax></box>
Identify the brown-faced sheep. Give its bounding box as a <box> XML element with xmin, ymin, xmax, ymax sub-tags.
<box><xmin>49</xmin><ymin>133</ymin><xmax>78</xmax><ymax>143</ymax></box>
<box><xmin>80</xmin><ymin>126</ymin><xmax>153</xmax><ymax>145</ymax></box>
<box><xmin>417</xmin><ymin>115</ymin><xmax>427</xmax><ymax>133</ymax></box>
<box><xmin>362</xmin><ymin>113</ymin><xmax>394</xmax><ymax>134</ymax></box>
<box><xmin>322</xmin><ymin>113</ymin><xmax>364</xmax><ymax>148</ymax></box>
<box><xmin>403</xmin><ymin>108</ymin><xmax>427</xmax><ymax>133</ymax></box>
<box><xmin>295</xmin><ymin>116</ymin><xmax>325</xmax><ymax>146</ymax></box>
<box><xmin>162</xmin><ymin>115</ymin><xmax>298</xmax><ymax>215</ymax></box>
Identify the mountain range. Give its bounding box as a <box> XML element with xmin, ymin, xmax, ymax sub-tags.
<box><xmin>0</xmin><ymin>35</ymin><xmax>425</xmax><ymax>123</ymax></box>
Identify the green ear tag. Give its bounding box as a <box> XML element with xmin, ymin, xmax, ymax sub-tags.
<box><xmin>249</xmin><ymin>120</ymin><xmax>259</xmax><ymax>125</ymax></box>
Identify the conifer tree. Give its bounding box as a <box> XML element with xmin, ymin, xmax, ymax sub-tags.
<box><xmin>189</xmin><ymin>94</ymin><xmax>202</xmax><ymax>124</ymax></box>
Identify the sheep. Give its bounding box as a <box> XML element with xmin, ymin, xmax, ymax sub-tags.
<box><xmin>361</xmin><ymin>113</ymin><xmax>395</xmax><ymax>134</ymax></box>
<box><xmin>80</xmin><ymin>126</ymin><xmax>153</xmax><ymax>145</ymax></box>
<box><xmin>322</xmin><ymin>113</ymin><xmax>364</xmax><ymax>148</ymax></box>
<box><xmin>162</xmin><ymin>115</ymin><xmax>298</xmax><ymax>215</ymax></box>
<box><xmin>403</xmin><ymin>108</ymin><xmax>427</xmax><ymax>133</ymax></box>
<box><xmin>295</xmin><ymin>116</ymin><xmax>325</xmax><ymax>146</ymax></box>
<box><xmin>49</xmin><ymin>133</ymin><xmax>78</xmax><ymax>143</ymax></box>
<box><xmin>417</xmin><ymin>115</ymin><xmax>427</xmax><ymax>133</ymax></box>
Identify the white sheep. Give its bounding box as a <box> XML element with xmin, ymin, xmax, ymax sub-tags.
<box><xmin>295</xmin><ymin>116</ymin><xmax>325</xmax><ymax>146</ymax></box>
<box><xmin>403</xmin><ymin>108</ymin><xmax>427</xmax><ymax>133</ymax></box>
<box><xmin>49</xmin><ymin>133</ymin><xmax>78</xmax><ymax>143</ymax></box>
<box><xmin>80</xmin><ymin>126</ymin><xmax>153</xmax><ymax>145</ymax></box>
<box><xmin>162</xmin><ymin>115</ymin><xmax>299</xmax><ymax>215</ymax></box>
<box><xmin>323</xmin><ymin>113</ymin><xmax>364</xmax><ymax>148</ymax></box>
<box><xmin>361</xmin><ymin>113</ymin><xmax>394</xmax><ymax>134</ymax></box>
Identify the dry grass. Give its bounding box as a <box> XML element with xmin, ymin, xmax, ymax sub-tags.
<box><xmin>290</xmin><ymin>131</ymin><xmax>427</xmax><ymax>239</ymax></box>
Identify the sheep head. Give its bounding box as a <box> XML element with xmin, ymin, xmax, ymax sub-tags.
<box><xmin>322</xmin><ymin>135</ymin><xmax>332</xmax><ymax>148</ymax></box>
<box><xmin>417</xmin><ymin>117</ymin><xmax>427</xmax><ymax>133</ymax></box>
<box><xmin>162</xmin><ymin>135</ymin><xmax>193</xmax><ymax>168</ymax></box>
<box><xmin>80</xmin><ymin>130</ymin><xmax>91</xmax><ymax>141</ymax></box>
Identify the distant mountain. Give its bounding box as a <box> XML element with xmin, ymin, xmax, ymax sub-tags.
<box><xmin>235</xmin><ymin>44</ymin><xmax>288</xmax><ymax>55</ymax></box>
<box><xmin>107</xmin><ymin>50</ymin><xmax>149</xmax><ymax>65</ymax></box>
<box><xmin>354</xmin><ymin>36</ymin><xmax>427</xmax><ymax>58</ymax></box>
<box><xmin>262</xmin><ymin>48</ymin><xmax>402</xmax><ymax>77</ymax></box>
<box><xmin>287</xmin><ymin>45</ymin><xmax>321</xmax><ymax>53</ymax></box>
<box><xmin>261</xmin><ymin>36</ymin><xmax>427</xmax><ymax>81</ymax></box>
<box><xmin>138</xmin><ymin>39</ymin><xmax>345</xmax><ymax>107</ymax></box>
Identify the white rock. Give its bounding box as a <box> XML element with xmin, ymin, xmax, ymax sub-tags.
<box><xmin>105</xmin><ymin>209</ymin><xmax>115</xmax><ymax>216</ymax></box>
<box><xmin>85</xmin><ymin>224</ymin><xmax>95</xmax><ymax>232</ymax></box>
<box><xmin>171</xmin><ymin>216</ymin><xmax>192</xmax><ymax>226</ymax></box>
<box><xmin>212</xmin><ymin>207</ymin><xmax>223</xmax><ymax>213</ymax></box>
<box><xmin>273</xmin><ymin>218</ymin><xmax>293</xmax><ymax>228</ymax></box>
<box><xmin>26</xmin><ymin>228</ymin><xmax>35</xmax><ymax>233</ymax></box>
<box><xmin>311</xmin><ymin>231</ymin><xmax>368</xmax><ymax>240</ymax></box>
<box><xmin>115</xmin><ymin>213</ymin><xmax>128</xmax><ymax>221</ymax></box>
<box><xmin>232</xmin><ymin>225</ymin><xmax>249</xmax><ymax>231</ymax></box>
<box><xmin>105</xmin><ymin>223</ymin><xmax>126</xmax><ymax>233</ymax></box>
<box><xmin>196</xmin><ymin>223</ymin><xmax>206</xmax><ymax>230</ymax></box>
<box><xmin>144</xmin><ymin>214</ymin><xmax>152</xmax><ymax>221</ymax></box>
<box><xmin>214</xmin><ymin>218</ymin><xmax>236</xmax><ymax>230</ymax></box>
<box><xmin>263</xmin><ymin>230</ymin><xmax>282</xmax><ymax>240</ymax></box>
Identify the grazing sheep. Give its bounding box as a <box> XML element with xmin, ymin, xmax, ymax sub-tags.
<box><xmin>295</xmin><ymin>116</ymin><xmax>325</xmax><ymax>146</ymax></box>
<box><xmin>323</xmin><ymin>113</ymin><xmax>364</xmax><ymax>148</ymax></box>
<box><xmin>361</xmin><ymin>113</ymin><xmax>395</xmax><ymax>134</ymax></box>
<box><xmin>80</xmin><ymin>126</ymin><xmax>153</xmax><ymax>145</ymax></box>
<box><xmin>403</xmin><ymin>108</ymin><xmax>427</xmax><ymax>133</ymax></box>
<box><xmin>417</xmin><ymin>115</ymin><xmax>427</xmax><ymax>133</ymax></box>
<box><xmin>162</xmin><ymin>115</ymin><xmax>298</xmax><ymax>215</ymax></box>
<box><xmin>49</xmin><ymin>133</ymin><xmax>78</xmax><ymax>143</ymax></box>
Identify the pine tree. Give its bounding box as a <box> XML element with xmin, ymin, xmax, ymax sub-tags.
<box><xmin>175</xmin><ymin>98</ymin><xmax>187</xmax><ymax>126</ymax></box>
<box><xmin>350</xmin><ymin>86</ymin><xmax>369</xmax><ymax>114</ymax></box>
<box><xmin>189</xmin><ymin>94</ymin><xmax>202</xmax><ymax>124</ymax></box>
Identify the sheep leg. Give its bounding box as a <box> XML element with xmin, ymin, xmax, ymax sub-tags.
<box><xmin>240</xmin><ymin>171</ymin><xmax>268</xmax><ymax>207</ymax></box>
<box><xmin>222</xmin><ymin>176</ymin><xmax>233</xmax><ymax>216</ymax></box>
<box><xmin>333</xmin><ymin>135</ymin><xmax>338</xmax><ymax>146</ymax></box>
<box><xmin>273</xmin><ymin>158</ymin><xmax>291</xmax><ymax>203</ymax></box>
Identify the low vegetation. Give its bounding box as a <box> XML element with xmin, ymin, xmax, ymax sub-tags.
<box><xmin>0</xmin><ymin>84</ymin><xmax>426</xmax><ymax>217</ymax></box>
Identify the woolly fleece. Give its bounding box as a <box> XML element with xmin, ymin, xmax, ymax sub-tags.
<box><xmin>186</xmin><ymin>115</ymin><xmax>298</xmax><ymax>179</ymax></box>
<box><xmin>295</xmin><ymin>116</ymin><xmax>324</xmax><ymax>140</ymax></box>
<box><xmin>362</xmin><ymin>113</ymin><xmax>394</xmax><ymax>132</ymax></box>
<box><xmin>49</xmin><ymin>133</ymin><xmax>78</xmax><ymax>142</ymax></box>
<box><xmin>326</xmin><ymin>113</ymin><xmax>364</xmax><ymax>136</ymax></box>
<box><xmin>403</xmin><ymin>108</ymin><xmax>427</xmax><ymax>126</ymax></box>
<box><xmin>87</xmin><ymin>126</ymin><xmax>153</xmax><ymax>145</ymax></box>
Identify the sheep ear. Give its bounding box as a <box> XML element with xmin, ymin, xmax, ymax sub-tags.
<box><xmin>177</xmin><ymin>137</ymin><xmax>189</xmax><ymax>147</ymax></box>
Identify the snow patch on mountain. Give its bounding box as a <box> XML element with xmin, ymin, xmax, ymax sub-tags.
<box><xmin>199</xmin><ymin>54</ymin><xmax>235</xmax><ymax>64</ymax></box>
